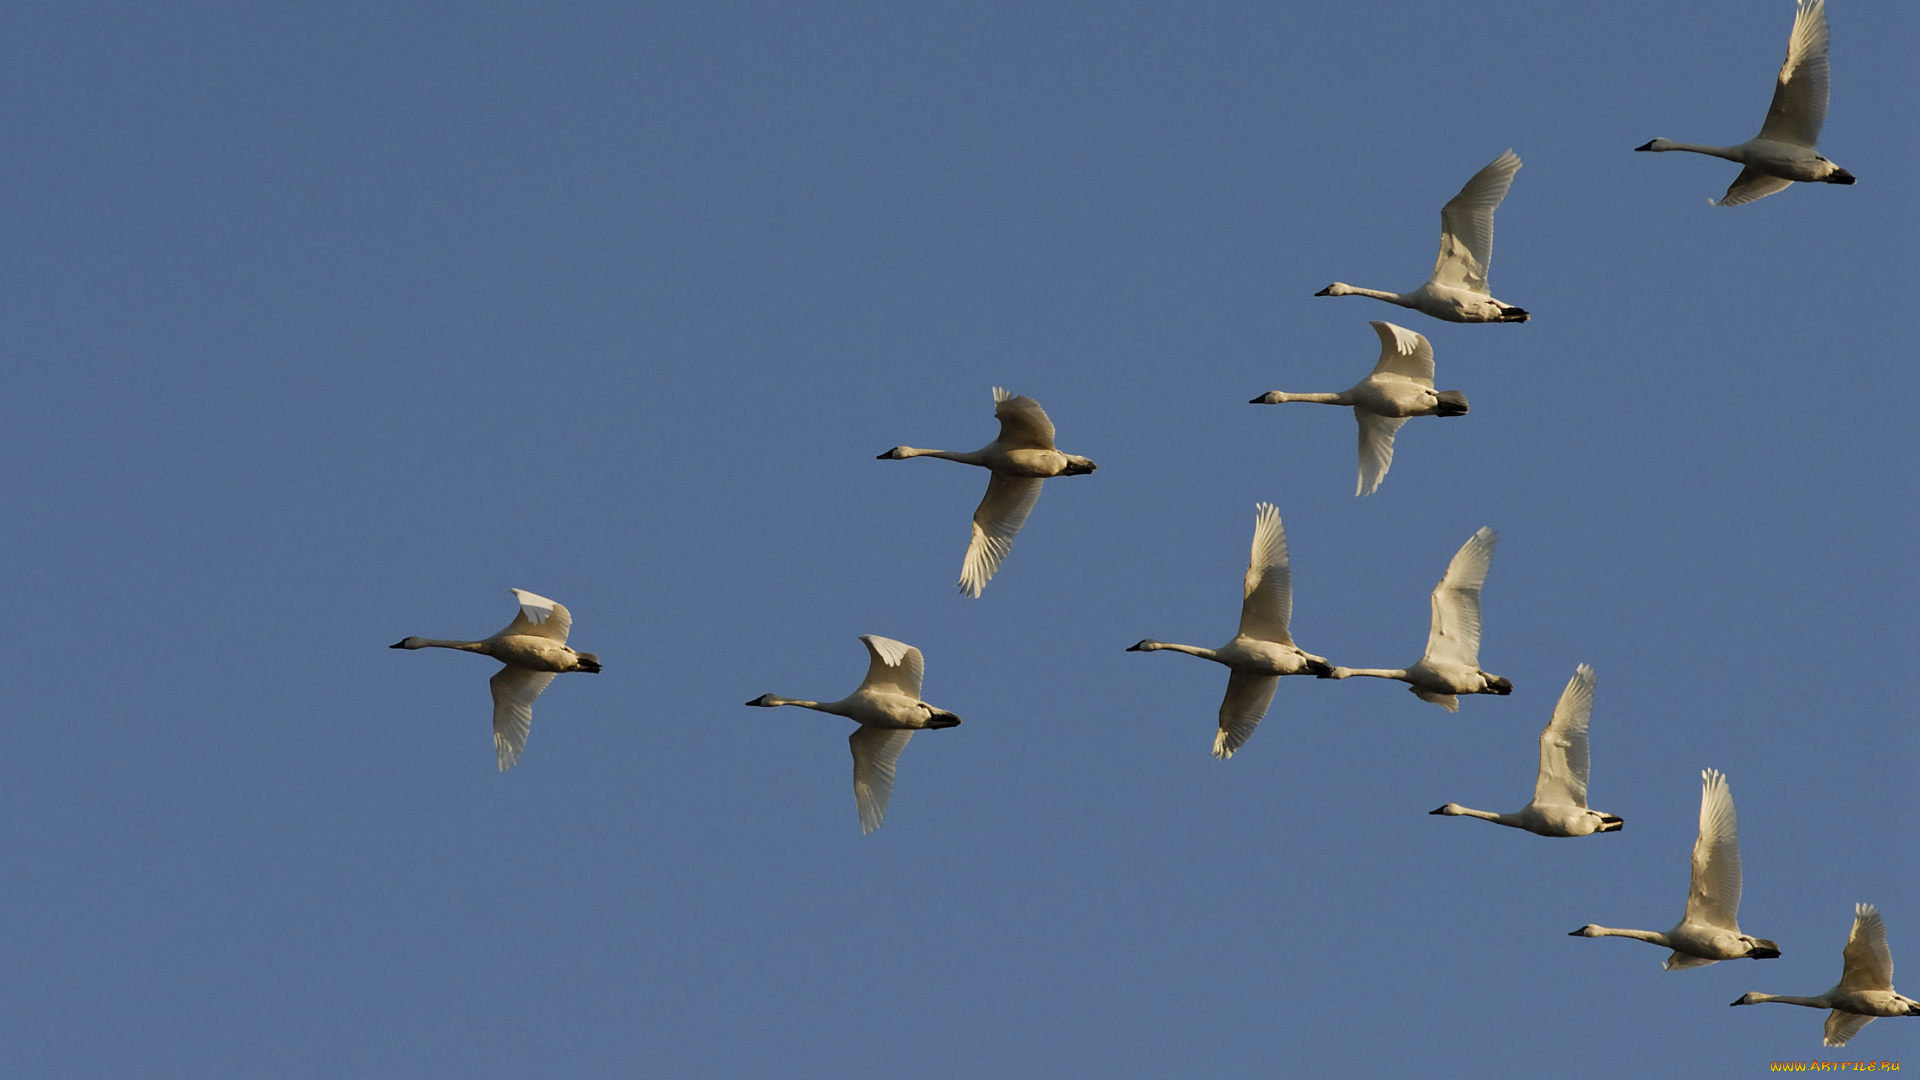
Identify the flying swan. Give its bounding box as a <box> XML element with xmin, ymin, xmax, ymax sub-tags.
<box><xmin>1251</xmin><ymin>320</ymin><xmax>1470</xmax><ymax>496</ymax></box>
<box><xmin>390</xmin><ymin>588</ymin><xmax>602</xmax><ymax>771</ymax></box>
<box><xmin>1570</xmin><ymin>768</ymin><xmax>1781</xmax><ymax>968</ymax></box>
<box><xmin>1314</xmin><ymin>150</ymin><xmax>1529</xmax><ymax>323</ymax></box>
<box><xmin>1429</xmin><ymin>664</ymin><xmax>1625</xmax><ymax>836</ymax></box>
<box><xmin>1634</xmin><ymin>0</ymin><xmax>1855</xmax><ymax>206</ymax></box>
<box><xmin>879</xmin><ymin>388</ymin><xmax>1097</xmax><ymax>597</ymax></box>
<box><xmin>746</xmin><ymin>635</ymin><xmax>962</xmax><ymax>834</ymax></box>
<box><xmin>1327</xmin><ymin>526</ymin><xmax>1512</xmax><ymax>710</ymax></box>
<box><xmin>1127</xmin><ymin>503</ymin><xmax>1332</xmax><ymax>759</ymax></box>
<box><xmin>1732</xmin><ymin>904</ymin><xmax>1920</xmax><ymax>1047</ymax></box>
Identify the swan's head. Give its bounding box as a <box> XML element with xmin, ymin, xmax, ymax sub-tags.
<box><xmin>1125</xmin><ymin>639</ymin><xmax>1161</xmax><ymax>652</ymax></box>
<box><xmin>1429</xmin><ymin>803</ymin><xmax>1467</xmax><ymax>816</ymax></box>
<box><xmin>1730</xmin><ymin>993</ymin><xmax>1765</xmax><ymax>1007</ymax></box>
<box><xmin>1250</xmin><ymin>391</ymin><xmax>1287</xmax><ymax>405</ymax></box>
<box><xmin>745</xmin><ymin>694</ymin><xmax>781</xmax><ymax>707</ymax></box>
<box><xmin>1314</xmin><ymin>283</ymin><xmax>1352</xmax><ymax>297</ymax></box>
<box><xmin>876</xmin><ymin>446</ymin><xmax>913</xmax><ymax>460</ymax></box>
<box><xmin>571</xmin><ymin>651</ymin><xmax>602</xmax><ymax>674</ymax></box>
<box><xmin>1061</xmin><ymin>455</ymin><xmax>1097</xmax><ymax>476</ymax></box>
<box><xmin>1433</xmin><ymin>390</ymin><xmax>1470</xmax><ymax>417</ymax></box>
<box><xmin>390</xmin><ymin>637</ymin><xmax>428</xmax><ymax>649</ymax></box>
<box><xmin>1326</xmin><ymin>666</ymin><xmax>1354</xmax><ymax>680</ymax></box>
<box><xmin>1634</xmin><ymin>138</ymin><xmax>1674</xmax><ymax>153</ymax></box>
<box><xmin>1743</xmin><ymin>938</ymin><xmax>1782</xmax><ymax>960</ymax></box>
<box><xmin>1568</xmin><ymin>924</ymin><xmax>1605</xmax><ymax>938</ymax></box>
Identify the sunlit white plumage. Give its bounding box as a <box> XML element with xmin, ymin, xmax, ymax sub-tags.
<box><xmin>1251</xmin><ymin>321</ymin><xmax>1470</xmax><ymax>496</ymax></box>
<box><xmin>1570</xmin><ymin>769</ymin><xmax>1781</xmax><ymax>968</ymax></box>
<box><xmin>745</xmin><ymin>635</ymin><xmax>961</xmax><ymax>834</ymax></box>
<box><xmin>878</xmin><ymin>388</ymin><xmax>1096</xmax><ymax>597</ymax></box>
<box><xmin>1429</xmin><ymin>665</ymin><xmax>1624</xmax><ymax>836</ymax></box>
<box><xmin>389</xmin><ymin>588</ymin><xmax>603</xmax><ymax>771</ymax></box>
<box><xmin>1314</xmin><ymin>151</ymin><xmax>1528</xmax><ymax>323</ymax></box>
<box><xmin>1733</xmin><ymin>904</ymin><xmax>1920</xmax><ymax>1046</ymax></box>
<box><xmin>1127</xmin><ymin>503</ymin><xmax>1331</xmax><ymax>758</ymax></box>
<box><xmin>1634</xmin><ymin>0</ymin><xmax>1854</xmax><ymax>206</ymax></box>
<box><xmin>1328</xmin><ymin>526</ymin><xmax>1512</xmax><ymax>709</ymax></box>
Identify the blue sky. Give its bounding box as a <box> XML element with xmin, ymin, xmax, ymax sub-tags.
<box><xmin>3</xmin><ymin>2</ymin><xmax>1915</xmax><ymax>1076</ymax></box>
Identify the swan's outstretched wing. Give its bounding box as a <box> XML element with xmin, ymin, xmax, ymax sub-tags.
<box><xmin>1824</xmin><ymin>1011</ymin><xmax>1876</xmax><ymax>1048</ymax></box>
<box><xmin>1683</xmin><ymin>768</ymin><xmax>1744</xmax><ymax>930</ymax></box>
<box><xmin>959</xmin><ymin>474</ymin><xmax>1044</xmax><ymax>597</ymax></box>
<box><xmin>1757</xmin><ymin>0</ymin><xmax>1830</xmax><ymax>148</ymax></box>
<box><xmin>1664</xmin><ymin>951</ymin><xmax>1720</xmax><ymax>972</ymax></box>
<box><xmin>1355</xmin><ymin>412</ymin><xmax>1408</xmax><ymax>498</ymax></box>
<box><xmin>500</xmin><ymin>588</ymin><xmax>573</xmax><ymax>643</ymax></box>
<box><xmin>992</xmin><ymin>387</ymin><xmax>1057</xmax><ymax>450</ymax></box>
<box><xmin>1534</xmin><ymin>664</ymin><xmax>1598</xmax><ymax>808</ymax></box>
<box><xmin>1367</xmin><ymin>320</ymin><xmax>1435</xmax><ymax>386</ymax></box>
<box><xmin>490</xmin><ymin>666</ymin><xmax>556</xmax><ymax>771</ymax></box>
<box><xmin>1214</xmin><ymin>670</ymin><xmax>1279</xmax><ymax>760</ymax></box>
<box><xmin>1236</xmin><ymin>502</ymin><xmax>1294</xmax><ymax>644</ymax></box>
<box><xmin>1715</xmin><ymin>168</ymin><xmax>1796</xmax><ymax>207</ymax></box>
<box><xmin>1423</xmin><ymin>527</ymin><xmax>1498</xmax><ymax>668</ymax></box>
<box><xmin>1839</xmin><ymin>904</ymin><xmax>1894</xmax><ymax>993</ymax></box>
<box><xmin>858</xmin><ymin>634</ymin><xmax>925</xmax><ymax>699</ymax></box>
<box><xmin>849</xmin><ymin>726</ymin><xmax>914</xmax><ymax>834</ymax></box>
<box><xmin>1430</xmin><ymin>150</ymin><xmax>1521</xmax><ymax>294</ymax></box>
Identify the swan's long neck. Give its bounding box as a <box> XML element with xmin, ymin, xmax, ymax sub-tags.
<box><xmin>1330</xmin><ymin>666</ymin><xmax>1408</xmax><ymax>681</ymax></box>
<box><xmin>1323</xmin><ymin>283</ymin><xmax>1411</xmax><ymax>306</ymax></box>
<box><xmin>881</xmin><ymin>446</ymin><xmax>989</xmax><ymax>466</ymax></box>
<box><xmin>396</xmin><ymin>638</ymin><xmax>488</xmax><ymax>653</ymax></box>
<box><xmin>1132</xmin><ymin>640</ymin><xmax>1218</xmax><ymax>661</ymax></box>
<box><xmin>1642</xmin><ymin>139</ymin><xmax>1744</xmax><ymax>162</ymax></box>
<box><xmin>1433</xmin><ymin>804</ymin><xmax>1520</xmax><ymax>828</ymax></box>
<box><xmin>751</xmin><ymin>694</ymin><xmax>856</xmax><ymax>718</ymax></box>
<box><xmin>1252</xmin><ymin>391</ymin><xmax>1346</xmax><ymax>406</ymax></box>
<box><xmin>1735</xmin><ymin>993</ymin><xmax>1832</xmax><ymax>1009</ymax></box>
<box><xmin>1579</xmin><ymin>926</ymin><xmax>1670</xmax><ymax>946</ymax></box>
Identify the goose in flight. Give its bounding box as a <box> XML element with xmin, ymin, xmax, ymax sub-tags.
<box><xmin>879</xmin><ymin>387</ymin><xmax>1097</xmax><ymax>597</ymax></box>
<box><xmin>1327</xmin><ymin>527</ymin><xmax>1512</xmax><ymax>710</ymax></box>
<box><xmin>1314</xmin><ymin>150</ymin><xmax>1529</xmax><ymax>323</ymax></box>
<box><xmin>1251</xmin><ymin>321</ymin><xmax>1470</xmax><ymax>496</ymax></box>
<box><xmin>1635</xmin><ymin>0</ymin><xmax>1854</xmax><ymax>206</ymax></box>
<box><xmin>746</xmin><ymin>635</ymin><xmax>961</xmax><ymax>834</ymax></box>
<box><xmin>1429</xmin><ymin>664</ymin><xmax>1624</xmax><ymax>836</ymax></box>
<box><xmin>1732</xmin><ymin>904</ymin><xmax>1920</xmax><ymax>1046</ymax></box>
<box><xmin>391</xmin><ymin>588</ymin><xmax>602</xmax><ymax>771</ymax></box>
<box><xmin>1570</xmin><ymin>768</ymin><xmax>1782</xmax><ymax>969</ymax></box>
<box><xmin>1126</xmin><ymin>503</ymin><xmax>1332</xmax><ymax>759</ymax></box>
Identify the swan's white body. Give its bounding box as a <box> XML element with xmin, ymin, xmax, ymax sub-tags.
<box><xmin>1570</xmin><ymin>769</ymin><xmax>1781</xmax><ymax>969</ymax></box>
<box><xmin>1127</xmin><ymin>503</ymin><xmax>1331</xmax><ymax>759</ymax></box>
<box><xmin>1328</xmin><ymin>526</ymin><xmax>1511</xmax><ymax>710</ymax></box>
<box><xmin>746</xmin><ymin>635</ymin><xmax>961</xmax><ymax>833</ymax></box>
<box><xmin>1252</xmin><ymin>321</ymin><xmax>1470</xmax><ymax>496</ymax></box>
<box><xmin>879</xmin><ymin>387</ymin><xmax>1096</xmax><ymax>597</ymax></box>
<box><xmin>1635</xmin><ymin>0</ymin><xmax>1854</xmax><ymax>206</ymax></box>
<box><xmin>1430</xmin><ymin>664</ymin><xmax>1624</xmax><ymax>837</ymax></box>
<box><xmin>390</xmin><ymin>588</ymin><xmax>603</xmax><ymax>771</ymax></box>
<box><xmin>1315</xmin><ymin>150</ymin><xmax>1528</xmax><ymax>323</ymax></box>
<box><xmin>1733</xmin><ymin>904</ymin><xmax>1920</xmax><ymax>1046</ymax></box>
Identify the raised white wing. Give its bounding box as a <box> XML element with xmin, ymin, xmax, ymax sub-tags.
<box><xmin>490</xmin><ymin>666</ymin><xmax>556</xmax><ymax>771</ymax></box>
<box><xmin>1430</xmin><ymin>150</ymin><xmax>1521</xmax><ymax>293</ymax></box>
<box><xmin>1214</xmin><ymin>670</ymin><xmax>1279</xmax><ymax>760</ymax></box>
<box><xmin>991</xmin><ymin>387</ymin><xmax>1057</xmax><ymax>450</ymax></box>
<box><xmin>849</xmin><ymin>727</ymin><xmax>914</xmax><ymax>834</ymax></box>
<box><xmin>1824</xmin><ymin>1010</ymin><xmax>1876</xmax><ymax>1048</ymax></box>
<box><xmin>1236</xmin><ymin>502</ymin><xmax>1294</xmax><ymax>644</ymax></box>
<box><xmin>1367</xmin><ymin>321</ymin><xmax>1435</xmax><ymax>386</ymax></box>
<box><xmin>1682</xmin><ymin>768</ymin><xmax>1744</xmax><ymax>930</ymax></box>
<box><xmin>499</xmin><ymin>588</ymin><xmax>572</xmax><ymax>643</ymax></box>
<box><xmin>1534</xmin><ymin>665</ymin><xmax>1598</xmax><ymax>808</ymax></box>
<box><xmin>857</xmin><ymin>634</ymin><xmax>925</xmax><ymax>699</ymax></box>
<box><xmin>1355</xmin><ymin>412</ymin><xmax>1408</xmax><ymax>498</ymax></box>
<box><xmin>1423</xmin><ymin>527</ymin><xmax>1498</xmax><ymax>668</ymax></box>
<box><xmin>1839</xmin><ymin>903</ymin><xmax>1895</xmax><ymax>993</ymax></box>
<box><xmin>959</xmin><ymin>473</ymin><xmax>1044</xmax><ymax>597</ymax></box>
<box><xmin>1757</xmin><ymin>0</ymin><xmax>1830</xmax><ymax>147</ymax></box>
<box><xmin>1714</xmin><ymin>168</ymin><xmax>1796</xmax><ymax>207</ymax></box>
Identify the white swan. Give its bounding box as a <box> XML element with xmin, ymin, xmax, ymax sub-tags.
<box><xmin>1314</xmin><ymin>150</ymin><xmax>1528</xmax><ymax>323</ymax></box>
<box><xmin>1430</xmin><ymin>664</ymin><xmax>1625</xmax><ymax>837</ymax></box>
<box><xmin>1127</xmin><ymin>503</ymin><xmax>1332</xmax><ymax>759</ymax></box>
<box><xmin>1327</xmin><ymin>526</ymin><xmax>1512</xmax><ymax>710</ymax></box>
<box><xmin>391</xmin><ymin>588</ymin><xmax>602</xmax><ymax>771</ymax></box>
<box><xmin>1732</xmin><ymin>904</ymin><xmax>1920</xmax><ymax>1047</ymax></box>
<box><xmin>1635</xmin><ymin>0</ymin><xmax>1854</xmax><ymax>206</ymax></box>
<box><xmin>745</xmin><ymin>635</ymin><xmax>961</xmax><ymax>833</ymax></box>
<box><xmin>879</xmin><ymin>387</ymin><xmax>1097</xmax><ymax>597</ymax></box>
<box><xmin>1570</xmin><ymin>768</ymin><xmax>1782</xmax><ymax>968</ymax></box>
<box><xmin>1251</xmin><ymin>321</ymin><xmax>1469</xmax><ymax>496</ymax></box>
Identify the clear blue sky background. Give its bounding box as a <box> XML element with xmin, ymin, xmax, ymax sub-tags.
<box><xmin>4</xmin><ymin>2</ymin><xmax>1915</xmax><ymax>1076</ymax></box>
